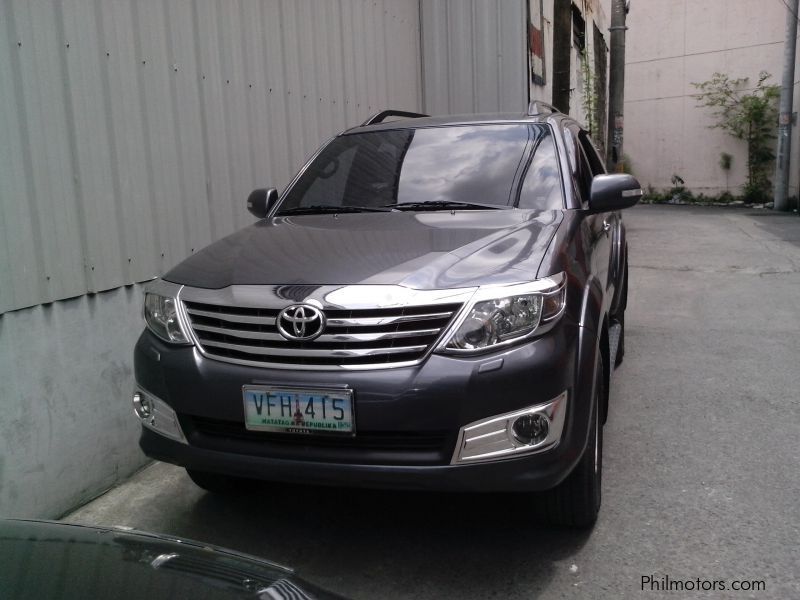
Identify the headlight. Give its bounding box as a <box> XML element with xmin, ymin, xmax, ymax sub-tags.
<box><xmin>440</xmin><ymin>273</ymin><xmax>566</xmax><ymax>354</ymax></box>
<box><xmin>144</xmin><ymin>292</ymin><xmax>190</xmax><ymax>344</ymax></box>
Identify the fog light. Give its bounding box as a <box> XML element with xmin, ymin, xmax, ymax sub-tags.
<box><xmin>452</xmin><ymin>391</ymin><xmax>567</xmax><ymax>464</ymax></box>
<box><xmin>132</xmin><ymin>391</ymin><xmax>152</xmax><ymax>419</ymax></box>
<box><xmin>512</xmin><ymin>413</ymin><xmax>550</xmax><ymax>445</ymax></box>
<box><xmin>132</xmin><ymin>387</ymin><xmax>187</xmax><ymax>443</ymax></box>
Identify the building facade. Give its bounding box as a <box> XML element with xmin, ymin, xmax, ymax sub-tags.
<box><xmin>624</xmin><ymin>0</ymin><xmax>800</xmax><ymax>197</ymax></box>
<box><xmin>529</xmin><ymin>0</ymin><xmax>609</xmax><ymax>154</ymax></box>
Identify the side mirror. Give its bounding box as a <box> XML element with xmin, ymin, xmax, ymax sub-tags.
<box><xmin>588</xmin><ymin>174</ymin><xmax>643</xmax><ymax>213</ymax></box>
<box><xmin>247</xmin><ymin>188</ymin><xmax>279</xmax><ymax>219</ymax></box>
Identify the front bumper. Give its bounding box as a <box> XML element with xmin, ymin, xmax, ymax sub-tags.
<box><xmin>134</xmin><ymin>323</ymin><xmax>599</xmax><ymax>492</ymax></box>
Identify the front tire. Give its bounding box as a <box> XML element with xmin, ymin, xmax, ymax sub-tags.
<box><xmin>541</xmin><ymin>356</ymin><xmax>604</xmax><ymax>529</ymax></box>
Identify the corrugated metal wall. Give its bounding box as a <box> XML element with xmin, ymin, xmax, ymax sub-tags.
<box><xmin>0</xmin><ymin>0</ymin><xmax>421</xmax><ymax>315</ymax></box>
<box><xmin>420</xmin><ymin>0</ymin><xmax>528</xmax><ymax>115</ymax></box>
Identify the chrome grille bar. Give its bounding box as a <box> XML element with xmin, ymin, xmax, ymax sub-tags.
<box><xmin>326</xmin><ymin>312</ymin><xmax>454</xmax><ymax>327</ymax></box>
<box><xmin>191</xmin><ymin>324</ymin><xmax>284</xmax><ymax>341</ymax></box>
<box><xmin>320</xmin><ymin>329</ymin><xmax>441</xmax><ymax>342</ymax></box>
<box><xmin>185</xmin><ymin>308</ymin><xmax>277</xmax><ymax>326</ymax></box>
<box><xmin>192</xmin><ymin>323</ymin><xmax>441</xmax><ymax>343</ymax></box>
<box><xmin>200</xmin><ymin>340</ymin><xmax>429</xmax><ymax>358</ymax></box>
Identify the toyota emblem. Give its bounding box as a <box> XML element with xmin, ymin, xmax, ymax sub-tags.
<box><xmin>277</xmin><ymin>304</ymin><xmax>325</xmax><ymax>341</ymax></box>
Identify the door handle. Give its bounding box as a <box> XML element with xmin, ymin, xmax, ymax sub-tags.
<box><xmin>602</xmin><ymin>220</ymin><xmax>612</xmax><ymax>235</ymax></box>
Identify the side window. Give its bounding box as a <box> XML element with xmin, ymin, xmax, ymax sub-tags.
<box><xmin>565</xmin><ymin>127</ymin><xmax>593</xmax><ymax>203</ymax></box>
<box><xmin>578</xmin><ymin>131</ymin><xmax>605</xmax><ymax>176</ymax></box>
<box><xmin>518</xmin><ymin>131</ymin><xmax>565</xmax><ymax>210</ymax></box>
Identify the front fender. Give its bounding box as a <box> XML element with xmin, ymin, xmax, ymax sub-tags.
<box><xmin>609</xmin><ymin>222</ymin><xmax>628</xmax><ymax>317</ymax></box>
<box><xmin>577</xmin><ymin>274</ymin><xmax>609</xmax><ymax>423</ymax></box>
<box><xmin>572</xmin><ymin>324</ymin><xmax>602</xmax><ymax>462</ymax></box>
<box><xmin>578</xmin><ymin>274</ymin><xmax>604</xmax><ymax>334</ymax></box>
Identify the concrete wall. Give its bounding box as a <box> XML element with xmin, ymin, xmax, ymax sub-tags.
<box><xmin>0</xmin><ymin>286</ymin><xmax>146</xmax><ymax>518</ymax></box>
<box><xmin>624</xmin><ymin>0</ymin><xmax>799</xmax><ymax>196</ymax></box>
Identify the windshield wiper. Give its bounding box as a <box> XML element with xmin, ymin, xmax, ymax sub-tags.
<box><xmin>383</xmin><ymin>201</ymin><xmax>511</xmax><ymax>211</ymax></box>
<box><xmin>278</xmin><ymin>204</ymin><xmax>394</xmax><ymax>215</ymax></box>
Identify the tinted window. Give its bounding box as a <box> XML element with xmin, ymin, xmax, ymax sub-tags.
<box><xmin>280</xmin><ymin>125</ymin><xmax>547</xmax><ymax>211</ymax></box>
<box><xmin>578</xmin><ymin>131</ymin><xmax>605</xmax><ymax>176</ymax></box>
<box><xmin>301</xmin><ymin>146</ymin><xmax>357</xmax><ymax>206</ymax></box>
<box><xmin>518</xmin><ymin>131</ymin><xmax>564</xmax><ymax>210</ymax></box>
<box><xmin>564</xmin><ymin>127</ymin><xmax>593</xmax><ymax>203</ymax></box>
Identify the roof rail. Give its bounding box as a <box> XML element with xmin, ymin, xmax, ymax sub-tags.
<box><xmin>361</xmin><ymin>109</ymin><xmax>430</xmax><ymax>126</ymax></box>
<box><xmin>527</xmin><ymin>101</ymin><xmax>558</xmax><ymax>116</ymax></box>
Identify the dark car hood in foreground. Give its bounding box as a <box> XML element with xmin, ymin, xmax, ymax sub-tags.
<box><xmin>0</xmin><ymin>519</ymin><xmax>344</xmax><ymax>600</ymax></box>
<box><xmin>165</xmin><ymin>210</ymin><xmax>563</xmax><ymax>290</ymax></box>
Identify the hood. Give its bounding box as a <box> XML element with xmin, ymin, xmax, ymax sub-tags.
<box><xmin>165</xmin><ymin>210</ymin><xmax>563</xmax><ymax>290</ymax></box>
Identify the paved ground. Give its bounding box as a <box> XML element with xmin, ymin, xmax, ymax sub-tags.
<box><xmin>66</xmin><ymin>205</ymin><xmax>800</xmax><ymax>599</ymax></box>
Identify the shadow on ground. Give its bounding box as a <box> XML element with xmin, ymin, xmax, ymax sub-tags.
<box><xmin>180</xmin><ymin>481</ymin><xmax>590</xmax><ymax>597</ymax></box>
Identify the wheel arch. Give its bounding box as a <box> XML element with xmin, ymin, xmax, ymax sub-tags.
<box><xmin>578</xmin><ymin>274</ymin><xmax>611</xmax><ymax>425</ymax></box>
<box><xmin>598</xmin><ymin>316</ymin><xmax>611</xmax><ymax>424</ymax></box>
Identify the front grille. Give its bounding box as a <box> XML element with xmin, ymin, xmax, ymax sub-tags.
<box><xmin>184</xmin><ymin>416</ymin><xmax>451</xmax><ymax>465</ymax></box>
<box><xmin>189</xmin><ymin>416</ymin><xmax>448</xmax><ymax>450</ymax></box>
<box><xmin>183</xmin><ymin>300</ymin><xmax>462</xmax><ymax>368</ymax></box>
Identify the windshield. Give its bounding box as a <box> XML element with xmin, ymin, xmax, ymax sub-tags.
<box><xmin>278</xmin><ymin>124</ymin><xmax>564</xmax><ymax>213</ymax></box>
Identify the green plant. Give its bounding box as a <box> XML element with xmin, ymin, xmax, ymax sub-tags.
<box><xmin>642</xmin><ymin>186</ymin><xmax>670</xmax><ymax>204</ymax></box>
<box><xmin>741</xmin><ymin>181</ymin><xmax>771</xmax><ymax>204</ymax></box>
<box><xmin>640</xmin><ymin>186</ymin><xmax>762</xmax><ymax>205</ymax></box>
<box><xmin>719</xmin><ymin>152</ymin><xmax>733</xmax><ymax>170</ymax></box>
<box><xmin>692</xmin><ymin>72</ymin><xmax>780</xmax><ymax>200</ymax></box>
<box><xmin>669</xmin><ymin>174</ymin><xmax>689</xmax><ymax>201</ymax></box>
<box><xmin>717</xmin><ymin>191</ymin><xmax>735</xmax><ymax>204</ymax></box>
<box><xmin>578</xmin><ymin>49</ymin><xmax>599</xmax><ymax>141</ymax></box>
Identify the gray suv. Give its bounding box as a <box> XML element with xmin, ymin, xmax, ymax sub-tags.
<box><xmin>133</xmin><ymin>105</ymin><xmax>641</xmax><ymax>528</ymax></box>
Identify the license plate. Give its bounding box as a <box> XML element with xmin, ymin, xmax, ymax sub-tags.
<box><xmin>242</xmin><ymin>386</ymin><xmax>354</xmax><ymax>435</ymax></box>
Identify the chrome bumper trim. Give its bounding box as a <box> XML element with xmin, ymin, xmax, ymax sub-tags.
<box><xmin>134</xmin><ymin>385</ymin><xmax>187</xmax><ymax>444</ymax></box>
<box><xmin>451</xmin><ymin>391</ymin><xmax>568</xmax><ymax>464</ymax></box>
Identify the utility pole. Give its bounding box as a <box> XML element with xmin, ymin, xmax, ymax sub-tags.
<box><xmin>774</xmin><ymin>0</ymin><xmax>798</xmax><ymax>212</ymax></box>
<box><xmin>606</xmin><ymin>0</ymin><xmax>629</xmax><ymax>172</ymax></box>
